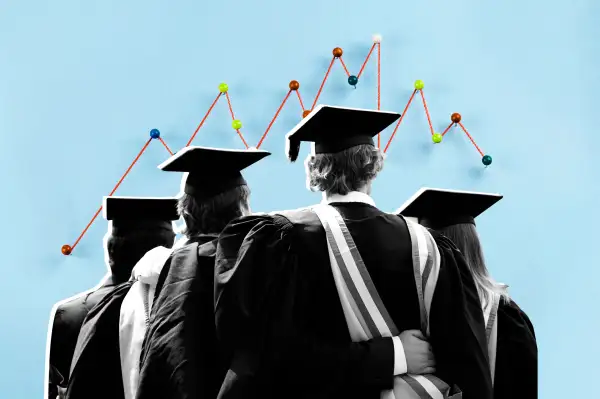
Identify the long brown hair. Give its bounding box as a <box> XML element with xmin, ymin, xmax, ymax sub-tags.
<box><xmin>438</xmin><ymin>223</ymin><xmax>509</xmax><ymax>307</ymax></box>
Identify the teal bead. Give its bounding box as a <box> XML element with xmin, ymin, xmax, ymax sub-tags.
<box><xmin>482</xmin><ymin>155</ymin><xmax>492</xmax><ymax>166</ymax></box>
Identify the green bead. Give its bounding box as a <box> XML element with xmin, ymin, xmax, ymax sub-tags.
<box><xmin>432</xmin><ymin>133</ymin><xmax>442</xmax><ymax>143</ymax></box>
<box><xmin>232</xmin><ymin>119</ymin><xmax>242</xmax><ymax>130</ymax></box>
<box><xmin>482</xmin><ymin>155</ymin><xmax>492</xmax><ymax>166</ymax></box>
<box><xmin>414</xmin><ymin>80</ymin><xmax>425</xmax><ymax>90</ymax></box>
<box><xmin>218</xmin><ymin>83</ymin><xmax>229</xmax><ymax>93</ymax></box>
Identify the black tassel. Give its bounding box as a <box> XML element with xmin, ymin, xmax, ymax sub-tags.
<box><xmin>287</xmin><ymin>138</ymin><xmax>301</xmax><ymax>162</ymax></box>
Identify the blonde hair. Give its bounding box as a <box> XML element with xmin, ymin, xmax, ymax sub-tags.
<box><xmin>438</xmin><ymin>223</ymin><xmax>509</xmax><ymax>307</ymax></box>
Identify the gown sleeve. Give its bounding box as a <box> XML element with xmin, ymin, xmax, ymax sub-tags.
<box><xmin>493</xmin><ymin>299</ymin><xmax>538</xmax><ymax>399</ymax></box>
<box><xmin>48</xmin><ymin>308</ymin><xmax>69</xmax><ymax>389</ymax></box>
<box><xmin>214</xmin><ymin>214</ymin><xmax>395</xmax><ymax>397</ymax></box>
<box><xmin>427</xmin><ymin>232</ymin><xmax>494</xmax><ymax>399</ymax></box>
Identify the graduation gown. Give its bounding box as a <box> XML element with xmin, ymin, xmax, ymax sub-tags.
<box><xmin>136</xmin><ymin>234</ymin><xmax>229</xmax><ymax>399</ymax></box>
<box><xmin>494</xmin><ymin>299</ymin><xmax>537</xmax><ymax>399</ymax></box>
<box><xmin>66</xmin><ymin>281</ymin><xmax>133</xmax><ymax>399</ymax></box>
<box><xmin>214</xmin><ymin>202</ymin><xmax>493</xmax><ymax>399</ymax></box>
<box><xmin>48</xmin><ymin>276</ymin><xmax>118</xmax><ymax>393</ymax></box>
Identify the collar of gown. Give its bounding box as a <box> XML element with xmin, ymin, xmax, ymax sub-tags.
<box><xmin>321</xmin><ymin>191</ymin><xmax>376</xmax><ymax>207</ymax></box>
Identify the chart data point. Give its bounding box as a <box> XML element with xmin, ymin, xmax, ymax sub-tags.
<box><xmin>302</xmin><ymin>110</ymin><xmax>311</xmax><ymax>118</ymax></box>
<box><xmin>414</xmin><ymin>80</ymin><xmax>425</xmax><ymax>90</ymax></box>
<box><xmin>332</xmin><ymin>47</ymin><xmax>343</xmax><ymax>58</ymax></box>
<box><xmin>372</xmin><ymin>34</ymin><xmax>382</xmax><ymax>43</ymax></box>
<box><xmin>218</xmin><ymin>83</ymin><xmax>229</xmax><ymax>93</ymax></box>
<box><xmin>482</xmin><ymin>154</ymin><xmax>492</xmax><ymax>166</ymax></box>
<box><xmin>348</xmin><ymin>75</ymin><xmax>358</xmax><ymax>86</ymax></box>
<box><xmin>61</xmin><ymin>244</ymin><xmax>72</xmax><ymax>256</ymax></box>
<box><xmin>432</xmin><ymin>133</ymin><xmax>443</xmax><ymax>143</ymax></box>
<box><xmin>289</xmin><ymin>80</ymin><xmax>300</xmax><ymax>91</ymax></box>
<box><xmin>149</xmin><ymin>129</ymin><xmax>160</xmax><ymax>139</ymax></box>
<box><xmin>232</xmin><ymin>119</ymin><xmax>242</xmax><ymax>130</ymax></box>
<box><xmin>451</xmin><ymin>112</ymin><xmax>462</xmax><ymax>123</ymax></box>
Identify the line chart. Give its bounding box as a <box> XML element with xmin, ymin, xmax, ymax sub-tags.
<box><xmin>61</xmin><ymin>35</ymin><xmax>492</xmax><ymax>255</ymax></box>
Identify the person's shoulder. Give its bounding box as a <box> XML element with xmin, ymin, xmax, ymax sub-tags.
<box><xmin>52</xmin><ymin>293</ymin><xmax>90</xmax><ymax>332</ymax></box>
<box><xmin>54</xmin><ymin>293</ymin><xmax>88</xmax><ymax>317</ymax></box>
<box><xmin>500</xmin><ymin>297</ymin><xmax>536</xmax><ymax>337</ymax></box>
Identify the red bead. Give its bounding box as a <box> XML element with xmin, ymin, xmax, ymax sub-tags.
<box><xmin>451</xmin><ymin>113</ymin><xmax>462</xmax><ymax>123</ymax></box>
<box><xmin>302</xmin><ymin>110</ymin><xmax>311</xmax><ymax>118</ymax></box>
<box><xmin>332</xmin><ymin>47</ymin><xmax>343</xmax><ymax>58</ymax></box>
<box><xmin>289</xmin><ymin>80</ymin><xmax>300</xmax><ymax>91</ymax></box>
<box><xmin>61</xmin><ymin>244</ymin><xmax>72</xmax><ymax>255</ymax></box>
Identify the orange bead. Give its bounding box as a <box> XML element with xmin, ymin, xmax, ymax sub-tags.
<box><xmin>332</xmin><ymin>47</ymin><xmax>343</xmax><ymax>58</ymax></box>
<box><xmin>61</xmin><ymin>244</ymin><xmax>72</xmax><ymax>255</ymax></box>
<box><xmin>302</xmin><ymin>110</ymin><xmax>311</xmax><ymax>118</ymax></box>
<box><xmin>451</xmin><ymin>113</ymin><xmax>462</xmax><ymax>123</ymax></box>
<box><xmin>289</xmin><ymin>80</ymin><xmax>300</xmax><ymax>91</ymax></box>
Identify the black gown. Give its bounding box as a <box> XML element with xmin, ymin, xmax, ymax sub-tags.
<box><xmin>214</xmin><ymin>203</ymin><xmax>493</xmax><ymax>399</ymax></box>
<box><xmin>136</xmin><ymin>234</ymin><xmax>229</xmax><ymax>399</ymax></box>
<box><xmin>48</xmin><ymin>277</ymin><xmax>117</xmax><ymax>397</ymax></box>
<box><xmin>494</xmin><ymin>298</ymin><xmax>537</xmax><ymax>398</ymax></box>
<box><xmin>65</xmin><ymin>281</ymin><xmax>134</xmax><ymax>399</ymax></box>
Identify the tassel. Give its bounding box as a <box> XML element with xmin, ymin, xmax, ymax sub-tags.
<box><xmin>287</xmin><ymin>138</ymin><xmax>301</xmax><ymax>162</ymax></box>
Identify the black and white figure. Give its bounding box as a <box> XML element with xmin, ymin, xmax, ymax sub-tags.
<box><xmin>214</xmin><ymin>105</ymin><xmax>493</xmax><ymax>399</ymax></box>
<box><xmin>61</xmin><ymin>197</ymin><xmax>178</xmax><ymax>399</ymax></box>
<box><xmin>397</xmin><ymin>187</ymin><xmax>538</xmax><ymax>399</ymax></box>
<box><xmin>128</xmin><ymin>146</ymin><xmax>270</xmax><ymax>399</ymax></box>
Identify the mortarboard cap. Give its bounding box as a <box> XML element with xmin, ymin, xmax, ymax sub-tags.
<box><xmin>102</xmin><ymin>196</ymin><xmax>179</xmax><ymax>234</ymax></box>
<box><xmin>395</xmin><ymin>187</ymin><xmax>503</xmax><ymax>229</ymax></box>
<box><xmin>157</xmin><ymin>146</ymin><xmax>270</xmax><ymax>200</ymax></box>
<box><xmin>285</xmin><ymin>104</ymin><xmax>401</xmax><ymax>162</ymax></box>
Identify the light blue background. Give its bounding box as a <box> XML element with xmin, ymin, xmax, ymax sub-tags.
<box><xmin>1</xmin><ymin>0</ymin><xmax>598</xmax><ymax>397</ymax></box>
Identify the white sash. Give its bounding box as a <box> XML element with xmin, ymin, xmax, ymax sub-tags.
<box><xmin>482</xmin><ymin>291</ymin><xmax>500</xmax><ymax>384</ymax></box>
<box><xmin>119</xmin><ymin>246</ymin><xmax>175</xmax><ymax>399</ymax></box>
<box><xmin>312</xmin><ymin>204</ymin><xmax>460</xmax><ymax>399</ymax></box>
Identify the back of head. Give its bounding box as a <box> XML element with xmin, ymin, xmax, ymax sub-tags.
<box><xmin>286</xmin><ymin>105</ymin><xmax>400</xmax><ymax>196</ymax></box>
<box><xmin>106</xmin><ymin>226</ymin><xmax>176</xmax><ymax>283</ymax></box>
<box><xmin>177</xmin><ymin>184</ymin><xmax>250</xmax><ymax>238</ymax></box>
<box><xmin>305</xmin><ymin>144</ymin><xmax>385</xmax><ymax>196</ymax></box>
<box><xmin>437</xmin><ymin>223</ymin><xmax>509</xmax><ymax>306</ymax></box>
<box><xmin>103</xmin><ymin>196</ymin><xmax>179</xmax><ymax>283</ymax></box>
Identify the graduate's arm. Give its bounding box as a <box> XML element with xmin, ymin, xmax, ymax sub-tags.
<box><xmin>500</xmin><ymin>300</ymin><xmax>538</xmax><ymax>398</ymax></box>
<box><xmin>428</xmin><ymin>234</ymin><xmax>493</xmax><ymax>399</ymax></box>
<box><xmin>48</xmin><ymin>364</ymin><xmax>64</xmax><ymax>399</ymax></box>
<box><xmin>215</xmin><ymin>214</ymin><xmax>397</xmax><ymax>391</ymax></box>
<box><xmin>48</xmin><ymin>308</ymin><xmax>69</xmax><ymax>388</ymax></box>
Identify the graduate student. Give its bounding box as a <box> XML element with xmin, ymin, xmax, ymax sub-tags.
<box><xmin>128</xmin><ymin>146</ymin><xmax>270</xmax><ymax>399</ymax></box>
<box><xmin>63</xmin><ymin>196</ymin><xmax>178</xmax><ymax>399</ymax></box>
<box><xmin>396</xmin><ymin>187</ymin><xmax>538</xmax><ymax>399</ymax></box>
<box><xmin>214</xmin><ymin>105</ymin><xmax>493</xmax><ymax>399</ymax></box>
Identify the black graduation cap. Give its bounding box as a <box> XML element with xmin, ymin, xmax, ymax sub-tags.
<box><xmin>285</xmin><ymin>104</ymin><xmax>401</xmax><ymax>162</ymax></box>
<box><xmin>395</xmin><ymin>187</ymin><xmax>503</xmax><ymax>229</ymax></box>
<box><xmin>157</xmin><ymin>146</ymin><xmax>271</xmax><ymax>200</ymax></box>
<box><xmin>103</xmin><ymin>196</ymin><xmax>179</xmax><ymax>233</ymax></box>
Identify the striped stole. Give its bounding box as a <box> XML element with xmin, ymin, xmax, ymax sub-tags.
<box><xmin>482</xmin><ymin>291</ymin><xmax>500</xmax><ymax>384</ymax></box>
<box><xmin>312</xmin><ymin>204</ymin><xmax>462</xmax><ymax>399</ymax></box>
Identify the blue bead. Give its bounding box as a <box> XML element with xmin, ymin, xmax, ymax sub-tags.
<box><xmin>482</xmin><ymin>155</ymin><xmax>492</xmax><ymax>166</ymax></box>
<box><xmin>150</xmin><ymin>129</ymin><xmax>160</xmax><ymax>139</ymax></box>
<box><xmin>348</xmin><ymin>75</ymin><xmax>358</xmax><ymax>86</ymax></box>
